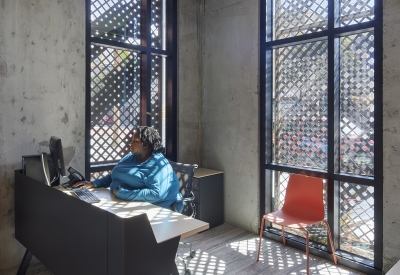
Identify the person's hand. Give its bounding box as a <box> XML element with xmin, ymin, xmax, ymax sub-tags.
<box><xmin>112</xmin><ymin>186</ymin><xmax>121</xmax><ymax>196</ymax></box>
<box><xmin>72</xmin><ymin>181</ymin><xmax>95</xmax><ymax>189</ymax></box>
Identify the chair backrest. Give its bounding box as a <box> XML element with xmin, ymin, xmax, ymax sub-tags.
<box><xmin>168</xmin><ymin>160</ymin><xmax>198</xmax><ymax>216</ymax></box>
<box><xmin>282</xmin><ymin>174</ymin><xmax>325</xmax><ymax>221</ymax></box>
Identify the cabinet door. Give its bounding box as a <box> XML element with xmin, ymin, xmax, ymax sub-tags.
<box><xmin>198</xmin><ymin>174</ymin><xmax>224</xmax><ymax>229</ymax></box>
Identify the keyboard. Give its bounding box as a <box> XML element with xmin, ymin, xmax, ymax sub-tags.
<box><xmin>72</xmin><ymin>188</ymin><xmax>101</xmax><ymax>203</ymax></box>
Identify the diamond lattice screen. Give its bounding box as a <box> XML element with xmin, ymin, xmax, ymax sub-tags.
<box><xmin>274</xmin><ymin>0</ymin><xmax>328</xmax><ymax>40</ymax></box>
<box><xmin>90</xmin><ymin>170</ymin><xmax>112</xmax><ymax>182</ymax></box>
<box><xmin>90</xmin><ymin>45</ymin><xmax>141</xmax><ymax>163</ymax></box>
<box><xmin>340</xmin><ymin>0</ymin><xmax>374</xmax><ymax>26</ymax></box>
<box><xmin>272</xmin><ymin>171</ymin><xmax>328</xmax><ymax>244</ymax></box>
<box><xmin>91</xmin><ymin>0</ymin><xmax>141</xmax><ymax>45</ymax></box>
<box><xmin>272</xmin><ymin>40</ymin><xmax>328</xmax><ymax>169</ymax></box>
<box><xmin>340</xmin><ymin>32</ymin><xmax>374</xmax><ymax>176</ymax></box>
<box><xmin>151</xmin><ymin>0</ymin><xmax>164</xmax><ymax>49</ymax></box>
<box><xmin>340</xmin><ymin>182</ymin><xmax>374</xmax><ymax>260</ymax></box>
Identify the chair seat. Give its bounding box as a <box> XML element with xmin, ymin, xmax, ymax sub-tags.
<box><xmin>264</xmin><ymin>210</ymin><xmax>322</xmax><ymax>228</ymax></box>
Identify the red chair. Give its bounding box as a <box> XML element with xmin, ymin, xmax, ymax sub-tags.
<box><xmin>256</xmin><ymin>174</ymin><xmax>337</xmax><ymax>275</ymax></box>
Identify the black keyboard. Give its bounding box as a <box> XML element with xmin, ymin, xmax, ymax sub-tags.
<box><xmin>72</xmin><ymin>188</ymin><xmax>100</xmax><ymax>203</ymax></box>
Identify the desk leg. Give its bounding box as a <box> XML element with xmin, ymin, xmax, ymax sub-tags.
<box><xmin>16</xmin><ymin>249</ymin><xmax>33</xmax><ymax>275</ymax></box>
<box><xmin>171</xmin><ymin>263</ymin><xmax>179</xmax><ymax>275</ymax></box>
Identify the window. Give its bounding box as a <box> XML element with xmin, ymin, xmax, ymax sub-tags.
<box><xmin>260</xmin><ymin>0</ymin><xmax>382</xmax><ymax>273</ymax></box>
<box><xmin>86</xmin><ymin>0</ymin><xmax>177</xmax><ymax>179</ymax></box>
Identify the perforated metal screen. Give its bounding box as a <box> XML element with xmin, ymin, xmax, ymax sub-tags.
<box><xmin>88</xmin><ymin>0</ymin><xmax>170</xmax><ymax>169</ymax></box>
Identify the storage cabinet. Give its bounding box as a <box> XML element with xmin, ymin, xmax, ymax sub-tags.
<box><xmin>193</xmin><ymin>168</ymin><xmax>224</xmax><ymax>229</ymax></box>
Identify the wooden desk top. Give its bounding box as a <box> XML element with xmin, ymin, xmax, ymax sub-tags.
<box><xmin>387</xmin><ymin>260</ymin><xmax>400</xmax><ymax>275</ymax></box>
<box><xmin>56</xmin><ymin>187</ymin><xmax>209</xmax><ymax>243</ymax></box>
<box><xmin>194</xmin><ymin>167</ymin><xmax>223</xmax><ymax>178</ymax></box>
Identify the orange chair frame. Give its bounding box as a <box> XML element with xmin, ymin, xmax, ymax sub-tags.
<box><xmin>256</xmin><ymin>174</ymin><xmax>337</xmax><ymax>275</ymax></box>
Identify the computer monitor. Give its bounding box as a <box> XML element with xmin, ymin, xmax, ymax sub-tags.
<box><xmin>49</xmin><ymin>136</ymin><xmax>66</xmax><ymax>177</ymax></box>
<box><xmin>22</xmin><ymin>153</ymin><xmax>58</xmax><ymax>186</ymax></box>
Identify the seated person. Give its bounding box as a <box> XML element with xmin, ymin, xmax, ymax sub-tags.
<box><xmin>73</xmin><ymin>126</ymin><xmax>183</xmax><ymax>212</ymax></box>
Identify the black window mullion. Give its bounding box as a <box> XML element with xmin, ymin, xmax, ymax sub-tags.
<box><xmin>164</xmin><ymin>0</ymin><xmax>177</xmax><ymax>161</ymax></box>
<box><xmin>259</xmin><ymin>0</ymin><xmax>267</xmax><ymax>222</ymax></box>
<box><xmin>373</xmin><ymin>0</ymin><xmax>383</xmax><ymax>269</ymax></box>
<box><xmin>140</xmin><ymin>0</ymin><xmax>152</xmax><ymax>127</ymax></box>
<box><xmin>85</xmin><ymin>0</ymin><xmax>92</xmax><ymax>180</ymax></box>
<box><xmin>327</xmin><ymin>0</ymin><xmax>341</xmax><ymax>255</ymax></box>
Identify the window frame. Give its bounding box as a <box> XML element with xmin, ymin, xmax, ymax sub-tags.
<box><xmin>85</xmin><ymin>0</ymin><xmax>178</xmax><ymax>178</ymax></box>
<box><xmin>259</xmin><ymin>0</ymin><xmax>383</xmax><ymax>273</ymax></box>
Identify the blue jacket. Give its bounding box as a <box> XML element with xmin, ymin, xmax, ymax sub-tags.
<box><xmin>93</xmin><ymin>152</ymin><xmax>183</xmax><ymax>212</ymax></box>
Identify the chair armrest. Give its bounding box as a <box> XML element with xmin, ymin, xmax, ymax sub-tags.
<box><xmin>177</xmin><ymin>191</ymin><xmax>195</xmax><ymax>202</ymax></box>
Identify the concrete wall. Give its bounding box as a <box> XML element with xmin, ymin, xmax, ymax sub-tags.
<box><xmin>0</xmin><ymin>0</ymin><xmax>85</xmax><ymax>271</ymax></box>
<box><xmin>382</xmin><ymin>0</ymin><xmax>400</xmax><ymax>272</ymax></box>
<box><xmin>177</xmin><ymin>0</ymin><xmax>203</xmax><ymax>165</ymax></box>
<box><xmin>202</xmin><ymin>0</ymin><xmax>260</xmax><ymax>233</ymax></box>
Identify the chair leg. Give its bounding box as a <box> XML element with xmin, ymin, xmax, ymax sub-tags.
<box><xmin>256</xmin><ymin>217</ymin><xmax>266</xmax><ymax>261</ymax></box>
<box><xmin>323</xmin><ymin>220</ymin><xmax>338</xmax><ymax>264</ymax></box>
<box><xmin>305</xmin><ymin>228</ymin><xmax>310</xmax><ymax>275</ymax></box>
<box><xmin>281</xmin><ymin>226</ymin><xmax>286</xmax><ymax>246</ymax></box>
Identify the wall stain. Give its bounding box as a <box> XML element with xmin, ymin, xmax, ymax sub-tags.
<box><xmin>61</xmin><ymin>112</ymin><xmax>68</xmax><ymax>124</ymax></box>
<box><xmin>0</xmin><ymin>60</ymin><xmax>7</xmax><ymax>77</ymax></box>
<box><xmin>1</xmin><ymin>171</ymin><xmax>11</xmax><ymax>200</ymax></box>
<box><xmin>39</xmin><ymin>140</ymin><xmax>49</xmax><ymax>147</ymax></box>
<box><xmin>20</xmin><ymin>116</ymin><xmax>26</xmax><ymax>123</ymax></box>
<box><xmin>63</xmin><ymin>146</ymin><xmax>75</xmax><ymax>164</ymax></box>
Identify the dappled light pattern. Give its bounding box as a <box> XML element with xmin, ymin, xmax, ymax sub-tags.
<box><xmin>176</xmin><ymin>224</ymin><xmax>363</xmax><ymax>275</ymax></box>
<box><xmin>177</xmin><ymin>250</ymin><xmax>227</xmax><ymax>275</ymax></box>
<box><xmin>4</xmin><ymin>223</ymin><xmax>364</xmax><ymax>275</ymax></box>
<box><xmin>229</xmin><ymin>238</ymin><xmax>258</xmax><ymax>257</ymax></box>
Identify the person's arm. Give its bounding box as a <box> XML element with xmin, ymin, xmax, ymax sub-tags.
<box><xmin>92</xmin><ymin>174</ymin><xmax>113</xmax><ymax>188</ymax></box>
<box><xmin>115</xmin><ymin>172</ymin><xmax>162</xmax><ymax>202</ymax></box>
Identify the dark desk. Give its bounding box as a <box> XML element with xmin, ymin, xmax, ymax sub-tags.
<box><xmin>15</xmin><ymin>171</ymin><xmax>209</xmax><ymax>275</ymax></box>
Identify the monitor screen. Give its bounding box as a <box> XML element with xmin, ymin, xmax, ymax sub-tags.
<box><xmin>49</xmin><ymin>136</ymin><xmax>66</xmax><ymax>177</ymax></box>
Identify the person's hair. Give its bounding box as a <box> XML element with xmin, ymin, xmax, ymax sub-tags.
<box><xmin>133</xmin><ymin>126</ymin><xmax>165</xmax><ymax>154</ymax></box>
